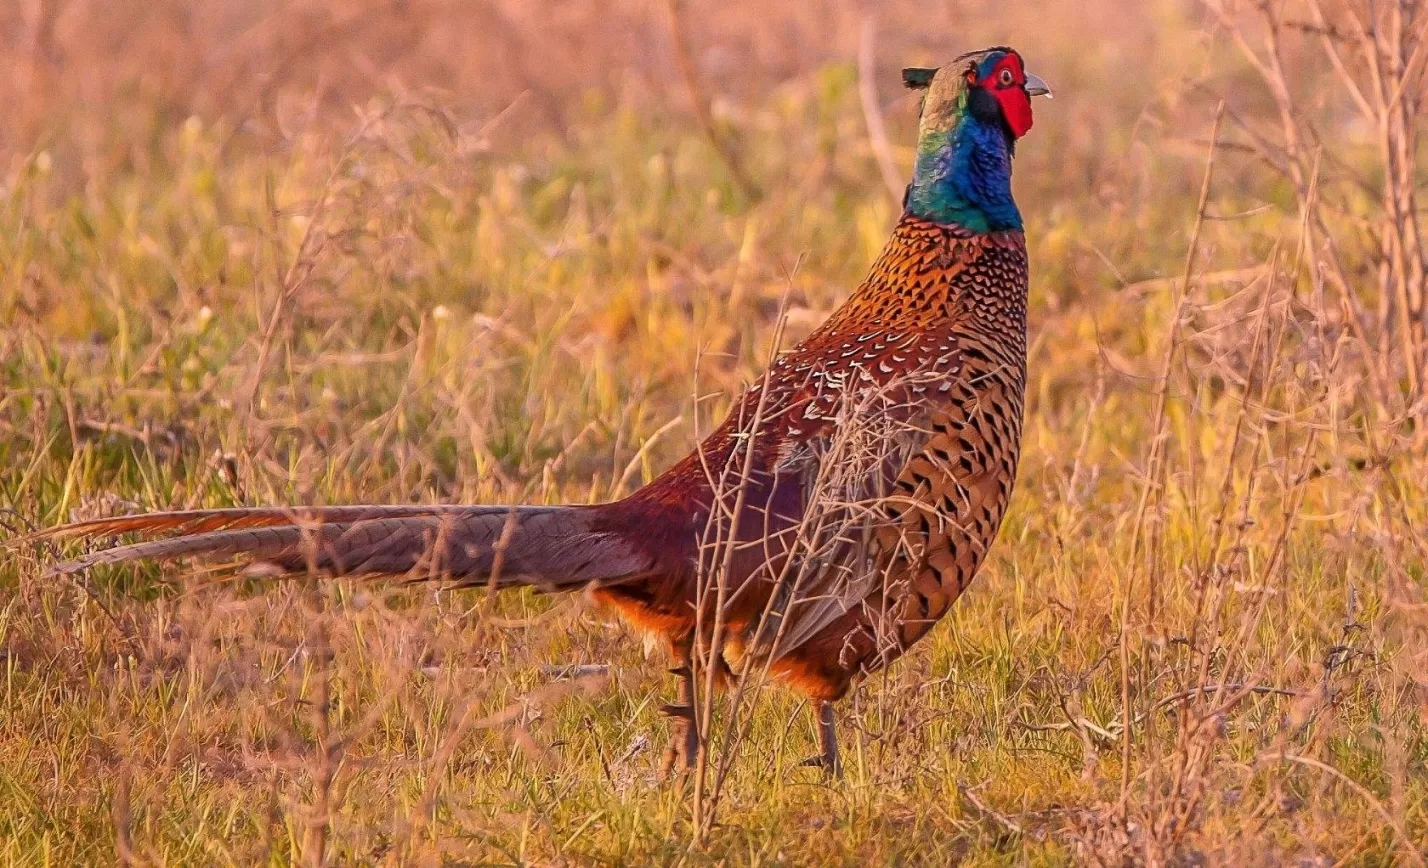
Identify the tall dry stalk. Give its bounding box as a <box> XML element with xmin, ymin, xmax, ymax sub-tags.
<box><xmin>1206</xmin><ymin>0</ymin><xmax>1428</xmax><ymax>411</ymax></box>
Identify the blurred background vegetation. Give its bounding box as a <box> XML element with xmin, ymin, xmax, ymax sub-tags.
<box><xmin>2</xmin><ymin>0</ymin><xmax>1425</xmax><ymax>863</ymax></box>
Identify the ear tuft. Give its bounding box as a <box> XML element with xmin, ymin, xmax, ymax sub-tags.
<box><xmin>902</xmin><ymin>68</ymin><xmax>937</xmax><ymax>90</ymax></box>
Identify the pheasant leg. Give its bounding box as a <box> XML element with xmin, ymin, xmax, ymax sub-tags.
<box><xmin>659</xmin><ymin>656</ymin><xmax>700</xmax><ymax>779</ymax></box>
<box><xmin>798</xmin><ymin>701</ymin><xmax>843</xmax><ymax>779</ymax></box>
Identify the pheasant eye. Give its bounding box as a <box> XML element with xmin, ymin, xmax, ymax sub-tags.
<box><xmin>998</xmin><ymin>68</ymin><xmax>1015</xmax><ymax>87</ymax></box>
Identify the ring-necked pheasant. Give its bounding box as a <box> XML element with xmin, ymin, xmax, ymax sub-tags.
<box><xmin>24</xmin><ymin>47</ymin><xmax>1048</xmax><ymax>777</ymax></box>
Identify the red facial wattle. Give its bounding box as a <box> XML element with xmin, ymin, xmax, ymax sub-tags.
<box><xmin>984</xmin><ymin>55</ymin><xmax>1034</xmax><ymax>139</ymax></box>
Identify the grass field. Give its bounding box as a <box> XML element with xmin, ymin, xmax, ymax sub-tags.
<box><xmin>3</xmin><ymin>0</ymin><xmax>1427</xmax><ymax>863</ymax></box>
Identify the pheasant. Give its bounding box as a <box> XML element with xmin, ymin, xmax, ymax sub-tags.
<box><xmin>26</xmin><ymin>47</ymin><xmax>1049</xmax><ymax>777</ymax></box>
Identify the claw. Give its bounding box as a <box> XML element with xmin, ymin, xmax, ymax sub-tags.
<box><xmin>796</xmin><ymin>752</ymin><xmax>844</xmax><ymax>779</ymax></box>
<box><xmin>659</xmin><ymin>702</ymin><xmax>694</xmax><ymax>722</ymax></box>
<box><xmin>659</xmin><ymin>703</ymin><xmax>699</xmax><ymax>780</ymax></box>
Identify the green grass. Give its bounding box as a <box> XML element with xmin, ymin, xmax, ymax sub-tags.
<box><xmin>3</xmin><ymin>17</ymin><xmax>1427</xmax><ymax>864</ymax></box>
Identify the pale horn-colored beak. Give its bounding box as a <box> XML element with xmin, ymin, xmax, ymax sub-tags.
<box><xmin>1025</xmin><ymin>71</ymin><xmax>1053</xmax><ymax>99</ymax></box>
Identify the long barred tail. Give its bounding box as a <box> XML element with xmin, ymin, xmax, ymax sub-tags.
<box><xmin>25</xmin><ymin>503</ymin><xmax>657</xmax><ymax>589</ymax></box>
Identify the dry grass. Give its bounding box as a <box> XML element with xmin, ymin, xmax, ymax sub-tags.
<box><xmin>2</xmin><ymin>0</ymin><xmax>1426</xmax><ymax>863</ymax></box>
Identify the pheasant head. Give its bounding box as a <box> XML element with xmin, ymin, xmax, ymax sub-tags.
<box><xmin>902</xmin><ymin>47</ymin><xmax>1051</xmax><ymax>232</ymax></box>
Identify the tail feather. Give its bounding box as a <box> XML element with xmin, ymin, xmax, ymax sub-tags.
<box><xmin>31</xmin><ymin>504</ymin><xmax>658</xmax><ymax>588</ymax></box>
<box><xmin>26</xmin><ymin>505</ymin><xmax>469</xmax><ymax>542</ymax></box>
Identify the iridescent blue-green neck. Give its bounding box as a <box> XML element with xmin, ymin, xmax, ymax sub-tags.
<box><xmin>904</xmin><ymin>95</ymin><xmax>1021</xmax><ymax>232</ymax></box>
